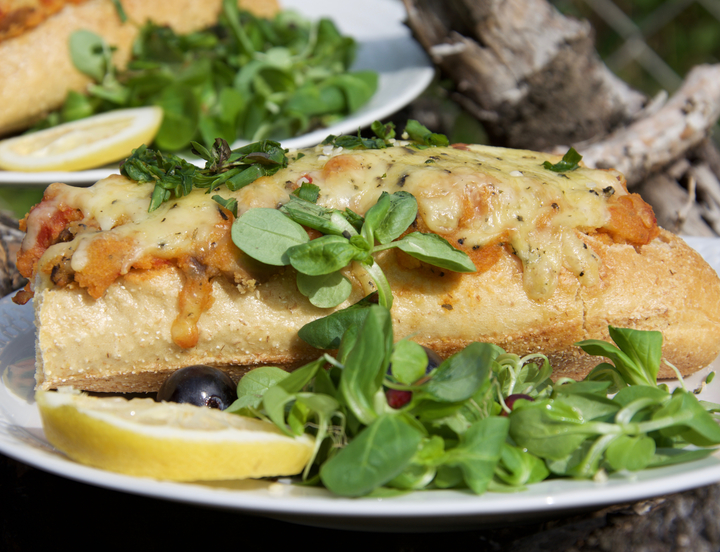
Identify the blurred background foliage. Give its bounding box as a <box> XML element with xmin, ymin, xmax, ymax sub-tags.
<box><xmin>551</xmin><ymin>0</ymin><xmax>720</xmax><ymax>96</ymax></box>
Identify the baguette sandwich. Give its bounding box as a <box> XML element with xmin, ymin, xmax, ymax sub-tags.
<box><xmin>15</xmin><ymin>140</ymin><xmax>720</xmax><ymax>392</ymax></box>
<box><xmin>0</xmin><ymin>0</ymin><xmax>278</xmax><ymax>136</ymax></box>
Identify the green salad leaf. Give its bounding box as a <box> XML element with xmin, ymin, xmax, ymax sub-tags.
<box><xmin>231</xmin><ymin>153</ymin><xmax>475</xmax><ymax>315</ymax></box>
<box><xmin>35</xmin><ymin>3</ymin><xmax>378</xmax><ymax>151</ymax></box>
<box><xmin>225</xmin><ymin>306</ymin><xmax>720</xmax><ymax>497</ymax></box>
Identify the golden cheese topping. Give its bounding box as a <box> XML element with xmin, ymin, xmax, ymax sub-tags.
<box><xmin>51</xmin><ymin>175</ymin><xmax>231</xmax><ymax>274</ymax></box>
<box><xmin>23</xmin><ymin>143</ymin><xmax>630</xmax><ymax>301</ymax></box>
<box><xmin>18</xmin><ymin>142</ymin><xmax>656</xmax><ymax>349</ymax></box>
<box><xmin>277</xmin><ymin>143</ymin><xmax>624</xmax><ymax>299</ymax></box>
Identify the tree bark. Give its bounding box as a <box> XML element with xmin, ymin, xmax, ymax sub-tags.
<box><xmin>403</xmin><ymin>0</ymin><xmax>646</xmax><ymax>151</ymax></box>
<box><xmin>578</xmin><ymin>65</ymin><xmax>720</xmax><ymax>186</ymax></box>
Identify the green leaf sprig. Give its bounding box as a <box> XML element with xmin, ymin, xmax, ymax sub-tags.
<box><xmin>321</xmin><ymin>120</ymin><xmax>448</xmax><ymax>151</ymax></box>
<box><xmin>226</xmin><ymin>309</ymin><xmax>720</xmax><ymax>497</ymax></box>
<box><xmin>403</xmin><ymin>119</ymin><xmax>450</xmax><ymax>148</ymax></box>
<box><xmin>231</xmin><ymin>190</ymin><xmax>476</xmax><ymax>313</ymax></box>
<box><xmin>321</xmin><ymin>120</ymin><xmax>397</xmax><ymax>150</ymax></box>
<box><xmin>119</xmin><ymin>138</ymin><xmax>288</xmax><ymax>212</ymax></box>
<box><xmin>578</xmin><ymin>326</ymin><xmax>662</xmax><ymax>388</ymax></box>
<box><xmin>110</xmin><ymin>0</ymin><xmax>128</xmax><ymax>23</ymax></box>
<box><xmin>543</xmin><ymin>147</ymin><xmax>582</xmax><ymax>172</ymax></box>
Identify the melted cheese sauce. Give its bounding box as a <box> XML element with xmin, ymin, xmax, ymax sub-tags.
<box><xmin>39</xmin><ymin>175</ymin><xmax>231</xmax><ymax>275</ymax></box>
<box><xmin>33</xmin><ymin>143</ymin><xmax>626</xmax><ymax>301</ymax></box>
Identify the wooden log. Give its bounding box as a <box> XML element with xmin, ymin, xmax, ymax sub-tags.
<box><xmin>578</xmin><ymin>65</ymin><xmax>720</xmax><ymax>187</ymax></box>
<box><xmin>402</xmin><ymin>0</ymin><xmax>646</xmax><ymax>150</ymax></box>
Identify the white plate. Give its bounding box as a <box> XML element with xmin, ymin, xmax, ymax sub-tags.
<box><xmin>0</xmin><ymin>0</ymin><xmax>433</xmax><ymax>187</ymax></box>
<box><xmin>2</xmin><ymin>237</ymin><xmax>720</xmax><ymax>532</ymax></box>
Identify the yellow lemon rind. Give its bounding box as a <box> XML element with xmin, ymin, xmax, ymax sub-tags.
<box><xmin>0</xmin><ymin>106</ymin><xmax>163</xmax><ymax>172</ymax></box>
<box><xmin>36</xmin><ymin>390</ymin><xmax>314</xmax><ymax>481</ymax></box>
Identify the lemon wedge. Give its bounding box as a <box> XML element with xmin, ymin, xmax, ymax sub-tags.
<box><xmin>0</xmin><ymin>106</ymin><xmax>163</xmax><ymax>172</ymax></box>
<box><xmin>36</xmin><ymin>389</ymin><xmax>314</xmax><ymax>481</ymax></box>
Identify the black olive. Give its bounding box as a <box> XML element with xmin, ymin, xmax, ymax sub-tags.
<box><xmin>157</xmin><ymin>365</ymin><xmax>237</xmax><ymax>410</ymax></box>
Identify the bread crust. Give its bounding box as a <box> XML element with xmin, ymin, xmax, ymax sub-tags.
<box><xmin>0</xmin><ymin>0</ymin><xmax>279</xmax><ymax>135</ymax></box>
<box><xmin>34</xmin><ymin>228</ymin><xmax>720</xmax><ymax>392</ymax></box>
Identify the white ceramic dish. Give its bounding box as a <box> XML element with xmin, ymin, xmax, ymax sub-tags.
<box><xmin>1</xmin><ymin>237</ymin><xmax>720</xmax><ymax>532</ymax></box>
<box><xmin>0</xmin><ymin>238</ymin><xmax>720</xmax><ymax>531</ymax></box>
<box><xmin>0</xmin><ymin>0</ymin><xmax>433</xmax><ymax>187</ymax></box>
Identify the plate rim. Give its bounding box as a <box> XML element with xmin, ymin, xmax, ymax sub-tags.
<box><xmin>1</xmin><ymin>236</ymin><xmax>720</xmax><ymax>530</ymax></box>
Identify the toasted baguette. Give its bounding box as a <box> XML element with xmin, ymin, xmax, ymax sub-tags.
<box><xmin>31</xmin><ymin>227</ymin><xmax>720</xmax><ymax>392</ymax></box>
<box><xmin>16</xmin><ymin>141</ymin><xmax>720</xmax><ymax>392</ymax></box>
<box><xmin>0</xmin><ymin>0</ymin><xmax>279</xmax><ymax>135</ymax></box>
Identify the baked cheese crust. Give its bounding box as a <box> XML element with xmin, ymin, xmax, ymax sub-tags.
<box><xmin>17</xmin><ymin>142</ymin><xmax>720</xmax><ymax>391</ymax></box>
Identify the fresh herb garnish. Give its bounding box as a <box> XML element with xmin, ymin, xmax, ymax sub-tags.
<box><xmin>292</xmin><ymin>182</ymin><xmax>321</xmax><ymax>203</ymax></box>
<box><xmin>404</xmin><ymin>119</ymin><xmax>450</xmax><ymax>148</ymax></box>
<box><xmin>211</xmin><ymin>195</ymin><xmax>238</xmax><ymax>217</ymax></box>
<box><xmin>371</xmin><ymin>120</ymin><xmax>397</xmax><ymax>142</ymax></box>
<box><xmin>231</xmin><ymin>191</ymin><xmax>476</xmax><ymax>311</ymax></box>
<box><xmin>120</xmin><ymin>138</ymin><xmax>288</xmax><ymax>212</ymax></box>
<box><xmin>37</xmin><ymin>1</ymin><xmax>378</xmax><ymax>151</ymax></box>
<box><xmin>322</xmin><ymin>132</ymin><xmax>389</xmax><ymax>150</ymax></box>
<box><xmin>297</xmin><ymin>292</ymin><xmax>378</xmax><ymax>349</ymax></box>
<box><xmin>321</xmin><ymin>121</ymin><xmax>394</xmax><ymax>150</ymax></box>
<box><xmin>110</xmin><ymin>0</ymin><xmax>128</xmax><ymax>23</ymax></box>
<box><xmin>228</xmin><ymin>122</ymin><xmax>464</xmax><ymax>342</ymax></box>
<box><xmin>543</xmin><ymin>147</ymin><xmax>583</xmax><ymax>172</ymax></box>
<box><xmin>322</xmin><ymin>120</ymin><xmax>450</xmax><ymax>151</ymax></box>
<box><xmin>227</xmin><ymin>313</ymin><xmax>720</xmax><ymax>497</ymax></box>
<box><xmin>578</xmin><ymin>326</ymin><xmax>662</xmax><ymax>388</ymax></box>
